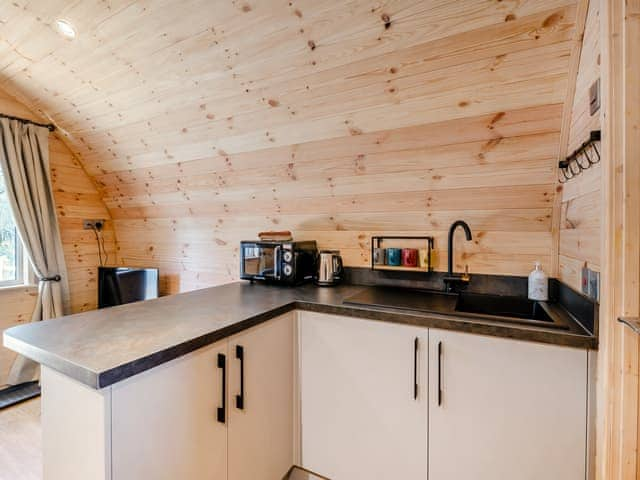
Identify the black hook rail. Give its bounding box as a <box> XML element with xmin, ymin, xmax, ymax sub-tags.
<box><xmin>558</xmin><ymin>130</ymin><xmax>601</xmax><ymax>183</ymax></box>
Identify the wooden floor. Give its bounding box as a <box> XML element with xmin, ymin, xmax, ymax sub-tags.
<box><xmin>0</xmin><ymin>398</ymin><xmax>42</xmax><ymax>480</ymax></box>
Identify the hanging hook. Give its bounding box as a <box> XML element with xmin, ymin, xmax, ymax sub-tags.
<box><xmin>563</xmin><ymin>166</ymin><xmax>574</xmax><ymax>181</ymax></box>
<box><xmin>558</xmin><ymin>159</ymin><xmax>572</xmax><ymax>182</ymax></box>
<box><xmin>575</xmin><ymin>149</ymin><xmax>591</xmax><ymax>169</ymax></box>
<box><xmin>581</xmin><ymin>146</ymin><xmax>595</xmax><ymax>165</ymax></box>
<box><xmin>558</xmin><ymin>169</ymin><xmax>568</xmax><ymax>183</ymax></box>
<box><xmin>568</xmin><ymin>155</ymin><xmax>582</xmax><ymax>175</ymax></box>
<box><xmin>590</xmin><ymin>141</ymin><xmax>601</xmax><ymax>164</ymax></box>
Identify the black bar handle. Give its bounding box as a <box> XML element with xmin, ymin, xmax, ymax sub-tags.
<box><xmin>413</xmin><ymin>337</ymin><xmax>419</xmax><ymax>400</ymax></box>
<box><xmin>437</xmin><ymin>341</ymin><xmax>443</xmax><ymax>406</ymax></box>
<box><xmin>235</xmin><ymin>345</ymin><xmax>245</xmax><ymax>410</ymax></box>
<box><xmin>217</xmin><ymin>353</ymin><xmax>226</xmax><ymax>423</ymax></box>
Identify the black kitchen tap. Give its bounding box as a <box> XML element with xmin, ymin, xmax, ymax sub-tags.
<box><xmin>444</xmin><ymin>220</ymin><xmax>473</xmax><ymax>292</ymax></box>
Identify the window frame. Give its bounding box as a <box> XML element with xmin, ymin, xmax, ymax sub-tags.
<box><xmin>0</xmin><ymin>168</ymin><xmax>28</xmax><ymax>289</ymax></box>
<box><xmin>0</xmin><ymin>224</ymin><xmax>26</xmax><ymax>289</ymax></box>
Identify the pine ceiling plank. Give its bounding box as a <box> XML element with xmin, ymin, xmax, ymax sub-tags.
<box><xmin>69</xmin><ymin>39</ymin><xmax>571</xmax><ymax>148</ymax></box>
<box><xmin>1</xmin><ymin>1</ymin><xmax>577</xmax><ymax>181</ymax></box>
<box><xmin>96</xmin><ymin>131</ymin><xmax>560</xmax><ymax>193</ymax></box>
<box><xmin>4</xmin><ymin>1</ymin><xmax>575</xmax><ymax>117</ymax></box>
<box><xmin>47</xmin><ymin>3</ymin><xmax>577</xmax><ymax>134</ymax></box>
<box><xmin>211</xmin><ymin>75</ymin><xmax>566</xmax><ymax>155</ymax></box>
<box><xmin>99</xmin><ymin>156</ymin><xmax>555</xmax><ymax>207</ymax></box>
<box><xmin>79</xmin><ymin>71</ymin><xmax>567</xmax><ymax>171</ymax></box>
<box><xmin>81</xmin><ymin>102</ymin><xmax>562</xmax><ymax>174</ymax></box>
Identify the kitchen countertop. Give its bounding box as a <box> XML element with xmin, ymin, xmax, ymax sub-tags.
<box><xmin>3</xmin><ymin>282</ymin><xmax>597</xmax><ymax>389</ymax></box>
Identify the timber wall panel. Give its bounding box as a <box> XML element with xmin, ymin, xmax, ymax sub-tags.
<box><xmin>0</xmin><ymin>1</ymin><xmax>582</xmax><ymax>296</ymax></box>
<box><xmin>558</xmin><ymin>0</ymin><xmax>601</xmax><ymax>291</ymax></box>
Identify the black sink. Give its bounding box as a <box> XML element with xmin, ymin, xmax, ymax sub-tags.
<box><xmin>343</xmin><ymin>287</ymin><xmax>567</xmax><ymax>329</ymax></box>
<box><xmin>343</xmin><ymin>287</ymin><xmax>457</xmax><ymax>314</ymax></box>
<box><xmin>455</xmin><ymin>293</ymin><xmax>553</xmax><ymax>322</ymax></box>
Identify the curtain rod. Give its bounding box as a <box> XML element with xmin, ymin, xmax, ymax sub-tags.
<box><xmin>0</xmin><ymin>112</ymin><xmax>55</xmax><ymax>132</ymax></box>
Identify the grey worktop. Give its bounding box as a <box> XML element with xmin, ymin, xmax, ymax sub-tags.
<box><xmin>3</xmin><ymin>282</ymin><xmax>596</xmax><ymax>389</ymax></box>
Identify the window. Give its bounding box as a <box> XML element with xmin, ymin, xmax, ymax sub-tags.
<box><xmin>0</xmin><ymin>168</ymin><xmax>24</xmax><ymax>287</ymax></box>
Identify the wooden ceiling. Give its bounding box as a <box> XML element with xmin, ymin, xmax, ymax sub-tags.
<box><xmin>0</xmin><ymin>0</ymin><xmax>582</xmax><ymax>291</ymax></box>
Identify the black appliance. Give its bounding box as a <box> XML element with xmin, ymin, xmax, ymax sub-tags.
<box><xmin>98</xmin><ymin>266</ymin><xmax>159</xmax><ymax>308</ymax></box>
<box><xmin>240</xmin><ymin>240</ymin><xmax>317</xmax><ymax>285</ymax></box>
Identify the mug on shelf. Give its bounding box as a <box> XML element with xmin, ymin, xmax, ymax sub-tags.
<box><xmin>418</xmin><ymin>249</ymin><xmax>430</xmax><ymax>269</ymax></box>
<box><xmin>401</xmin><ymin>248</ymin><xmax>418</xmax><ymax>267</ymax></box>
<box><xmin>373</xmin><ymin>247</ymin><xmax>386</xmax><ymax>265</ymax></box>
<box><xmin>386</xmin><ymin>248</ymin><xmax>402</xmax><ymax>266</ymax></box>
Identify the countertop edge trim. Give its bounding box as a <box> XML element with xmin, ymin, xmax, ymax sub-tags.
<box><xmin>96</xmin><ymin>303</ymin><xmax>297</xmax><ymax>388</ymax></box>
<box><xmin>3</xmin><ymin>332</ymin><xmax>100</xmax><ymax>388</ymax></box>
<box><xmin>5</xmin><ymin>298</ymin><xmax>597</xmax><ymax>390</ymax></box>
<box><xmin>294</xmin><ymin>302</ymin><xmax>598</xmax><ymax>350</ymax></box>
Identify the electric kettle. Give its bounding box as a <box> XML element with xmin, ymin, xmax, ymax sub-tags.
<box><xmin>316</xmin><ymin>250</ymin><xmax>343</xmax><ymax>286</ymax></box>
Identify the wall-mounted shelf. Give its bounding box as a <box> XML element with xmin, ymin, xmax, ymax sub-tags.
<box><xmin>371</xmin><ymin>236</ymin><xmax>434</xmax><ymax>273</ymax></box>
<box><xmin>373</xmin><ymin>265</ymin><xmax>431</xmax><ymax>273</ymax></box>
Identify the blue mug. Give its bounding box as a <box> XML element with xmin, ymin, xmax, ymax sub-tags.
<box><xmin>386</xmin><ymin>248</ymin><xmax>402</xmax><ymax>266</ymax></box>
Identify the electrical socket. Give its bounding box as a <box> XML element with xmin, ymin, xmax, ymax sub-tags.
<box><xmin>588</xmin><ymin>269</ymin><xmax>600</xmax><ymax>302</ymax></box>
<box><xmin>581</xmin><ymin>262</ymin><xmax>601</xmax><ymax>302</ymax></box>
<box><xmin>83</xmin><ymin>219</ymin><xmax>105</xmax><ymax>231</ymax></box>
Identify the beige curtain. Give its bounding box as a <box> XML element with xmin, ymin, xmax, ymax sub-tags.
<box><xmin>0</xmin><ymin>118</ymin><xmax>69</xmax><ymax>385</ymax></box>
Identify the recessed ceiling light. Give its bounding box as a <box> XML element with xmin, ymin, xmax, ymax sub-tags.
<box><xmin>55</xmin><ymin>19</ymin><xmax>76</xmax><ymax>39</ymax></box>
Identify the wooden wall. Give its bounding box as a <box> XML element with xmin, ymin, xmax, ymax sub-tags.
<box><xmin>596</xmin><ymin>0</ymin><xmax>640</xmax><ymax>476</ymax></box>
<box><xmin>0</xmin><ymin>0</ymin><xmax>584</xmax><ymax>295</ymax></box>
<box><xmin>107</xmin><ymin>106</ymin><xmax>563</xmax><ymax>293</ymax></box>
<box><xmin>558</xmin><ymin>0</ymin><xmax>601</xmax><ymax>292</ymax></box>
<box><xmin>0</xmin><ymin>88</ymin><xmax>116</xmax><ymax>386</ymax></box>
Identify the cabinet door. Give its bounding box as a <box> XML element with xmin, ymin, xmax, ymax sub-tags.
<box><xmin>111</xmin><ymin>341</ymin><xmax>228</xmax><ymax>480</ymax></box>
<box><xmin>228</xmin><ymin>313</ymin><xmax>295</xmax><ymax>480</ymax></box>
<box><xmin>428</xmin><ymin>329</ymin><xmax>587</xmax><ymax>480</ymax></box>
<box><xmin>299</xmin><ymin>311</ymin><xmax>428</xmax><ymax>480</ymax></box>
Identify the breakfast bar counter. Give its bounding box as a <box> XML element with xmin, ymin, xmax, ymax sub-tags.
<box><xmin>4</xmin><ymin>281</ymin><xmax>597</xmax><ymax>390</ymax></box>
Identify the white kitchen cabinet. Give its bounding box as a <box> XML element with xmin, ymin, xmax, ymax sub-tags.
<box><xmin>41</xmin><ymin>367</ymin><xmax>113</xmax><ymax>480</ymax></box>
<box><xmin>428</xmin><ymin>329</ymin><xmax>588</xmax><ymax>480</ymax></box>
<box><xmin>299</xmin><ymin>311</ymin><xmax>428</xmax><ymax>480</ymax></box>
<box><xmin>110</xmin><ymin>340</ymin><xmax>229</xmax><ymax>480</ymax></box>
<box><xmin>109</xmin><ymin>312</ymin><xmax>295</xmax><ymax>480</ymax></box>
<box><xmin>227</xmin><ymin>312</ymin><xmax>295</xmax><ymax>480</ymax></box>
<box><xmin>40</xmin><ymin>308</ymin><xmax>591</xmax><ymax>480</ymax></box>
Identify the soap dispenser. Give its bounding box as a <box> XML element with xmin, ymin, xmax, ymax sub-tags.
<box><xmin>528</xmin><ymin>261</ymin><xmax>548</xmax><ymax>301</ymax></box>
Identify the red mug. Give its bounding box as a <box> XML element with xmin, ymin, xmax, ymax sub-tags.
<box><xmin>401</xmin><ymin>248</ymin><xmax>418</xmax><ymax>267</ymax></box>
